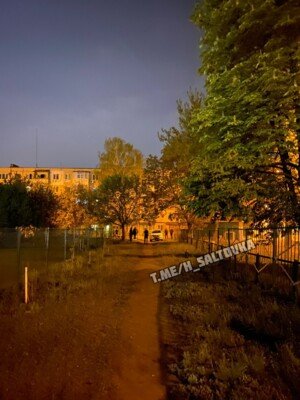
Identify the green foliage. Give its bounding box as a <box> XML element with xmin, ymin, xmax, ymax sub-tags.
<box><xmin>141</xmin><ymin>155</ymin><xmax>174</xmax><ymax>223</ymax></box>
<box><xmin>92</xmin><ymin>174</ymin><xmax>143</xmax><ymax>239</ymax></box>
<box><xmin>0</xmin><ymin>179</ymin><xmax>32</xmax><ymax>227</ymax></box>
<box><xmin>97</xmin><ymin>137</ymin><xmax>144</xmax><ymax>180</ymax></box>
<box><xmin>159</xmin><ymin>90</ymin><xmax>203</xmax><ymax>176</ymax></box>
<box><xmin>28</xmin><ymin>184</ymin><xmax>58</xmax><ymax>227</ymax></box>
<box><xmin>158</xmin><ymin>90</ymin><xmax>204</xmax><ymax>229</ymax></box>
<box><xmin>0</xmin><ymin>179</ymin><xmax>57</xmax><ymax>228</ymax></box>
<box><xmin>188</xmin><ymin>0</ymin><xmax>300</xmax><ymax>226</ymax></box>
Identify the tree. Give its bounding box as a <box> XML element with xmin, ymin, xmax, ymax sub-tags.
<box><xmin>141</xmin><ymin>155</ymin><xmax>175</xmax><ymax>223</ymax></box>
<box><xmin>52</xmin><ymin>186</ymin><xmax>95</xmax><ymax>228</ymax></box>
<box><xmin>159</xmin><ymin>90</ymin><xmax>203</xmax><ymax>177</ymax></box>
<box><xmin>28</xmin><ymin>184</ymin><xmax>58</xmax><ymax>227</ymax></box>
<box><xmin>189</xmin><ymin>0</ymin><xmax>300</xmax><ymax>226</ymax></box>
<box><xmin>0</xmin><ymin>179</ymin><xmax>58</xmax><ymax>228</ymax></box>
<box><xmin>0</xmin><ymin>179</ymin><xmax>32</xmax><ymax>227</ymax></box>
<box><xmin>158</xmin><ymin>91</ymin><xmax>203</xmax><ymax>231</ymax></box>
<box><xmin>92</xmin><ymin>174</ymin><xmax>143</xmax><ymax>240</ymax></box>
<box><xmin>97</xmin><ymin>137</ymin><xmax>144</xmax><ymax>180</ymax></box>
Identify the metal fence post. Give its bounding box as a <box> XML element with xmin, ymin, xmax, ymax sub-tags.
<box><xmin>64</xmin><ymin>229</ymin><xmax>67</xmax><ymax>260</ymax></box>
<box><xmin>245</xmin><ymin>229</ymin><xmax>249</xmax><ymax>266</ymax></box>
<box><xmin>45</xmin><ymin>228</ymin><xmax>50</xmax><ymax>269</ymax></box>
<box><xmin>87</xmin><ymin>229</ymin><xmax>90</xmax><ymax>251</ymax></box>
<box><xmin>73</xmin><ymin>228</ymin><xmax>76</xmax><ymax>260</ymax></box>
<box><xmin>273</xmin><ymin>228</ymin><xmax>278</xmax><ymax>261</ymax></box>
<box><xmin>292</xmin><ymin>260</ymin><xmax>299</xmax><ymax>304</ymax></box>
<box><xmin>255</xmin><ymin>253</ymin><xmax>260</xmax><ymax>283</ymax></box>
<box><xmin>17</xmin><ymin>230</ymin><xmax>21</xmax><ymax>286</ymax></box>
<box><xmin>228</xmin><ymin>228</ymin><xmax>231</xmax><ymax>268</ymax></box>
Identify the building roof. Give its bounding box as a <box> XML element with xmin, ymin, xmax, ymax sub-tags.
<box><xmin>0</xmin><ymin>165</ymin><xmax>98</xmax><ymax>170</ymax></box>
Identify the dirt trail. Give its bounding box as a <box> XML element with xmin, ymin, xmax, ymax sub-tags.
<box><xmin>109</xmin><ymin>244</ymin><xmax>166</xmax><ymax>400</ymax></box>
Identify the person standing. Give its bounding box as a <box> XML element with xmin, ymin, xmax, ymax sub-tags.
<box><xmin>170</xmin><ymin>228</ymin><xmax>174</xmax><ymax>239</ymax></box>
<box><xmin>164</xmin><ymin>229</ymin><xmax>168</xmax><ymax>239</ymax></box>
<box><xmin>129</xmin><ymin>227</ymin><xmax>133</xmax><ymax>242</ymax></box>
<box><xmin>144</xmin><ymin>228</ymin><xmax>149</xmax><ymax>244</ymax></box>
<box><xmin>133</xmin><ymin>227</ymin><xmax>138</xmax><ymax>240</ymax></box>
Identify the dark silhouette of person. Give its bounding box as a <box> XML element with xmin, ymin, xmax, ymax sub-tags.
<box><xmin>144</xmin><ymin>229</ymin><xmax>149</xmax><ymax>243</ymax></box>
<box><xmin>129</xmin><ymin>227</ymin><xmax>133</xmax><ymax>242</ymax></box>
<box><xmin>133</xmin><ymin>227</ymin><xmax>138</xmax><ymax>239</ymax></box>
<box><xmin>170</xmin><ymin>228</ymin><xmax>174</xmax><ymax>239</ymax></box>
<box><xmin>164</xmin><ymin>229</ymin><xmax>168</xmax><ymax>239</ymax></box>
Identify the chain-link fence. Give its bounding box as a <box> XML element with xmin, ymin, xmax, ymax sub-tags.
<box><xmin>180</xmin><ymin>226</ymin><xmax>300</xmax><ymax>301</ymax></box>
<box><xmin>0</xmin><ymin>228</ymin><xmax>104</xmax><ymax>289</ymax></box>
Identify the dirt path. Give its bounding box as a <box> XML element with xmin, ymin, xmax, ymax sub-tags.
<box><xmin>0</xmin><ymin>242</ymin><xmax>170</xmax><ymax>400</ymax></box>
<box><xmin>108</xmin><ymin>244</ymin><xmax>166</xmax><ymax>400</ymax></box>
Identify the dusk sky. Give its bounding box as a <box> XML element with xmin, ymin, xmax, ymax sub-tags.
<box><xmin>0</xmin><ymin>0</ymin><xmax>203</xmax><ymax>167</ymax></box>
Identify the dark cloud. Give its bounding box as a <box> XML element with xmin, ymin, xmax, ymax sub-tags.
<box><xmin>0</xmin><ymin>0</ymin><xmax>203</xmax><ymax>167</ymax></box>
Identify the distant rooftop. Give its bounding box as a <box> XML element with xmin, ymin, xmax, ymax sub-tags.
<box><xmin>0</xmin><ymin>164</ymin><xmax>98</xmax><ymax>170</ymax></box>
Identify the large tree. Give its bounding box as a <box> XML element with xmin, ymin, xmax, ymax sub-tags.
<box><xmin>0</xmin><ymin>179</ymin><xmax>57</xmax><ymax>228</ymax></box>
<box><xmin>158</xmin><ymin>91</ymin><xmax>203</xmax><ymax>231</ymax></box>
<box><xmin>189</xmin><ymin>0</ymin><xmax>300</xmax><ymax>226</ymax></box>
<box><xmin>159</xmin><ymin>90</ymin><xmax>202</xmax><ymax>177</ymax></box>
<box><xmin>92</xmin><ymin>174</ymin><xmax>143</xmax><ymax>240</ymax></box>
<box><xmin>97</xmin><ymin>137</ymin><xmax>144</xmax><ymax>180</ymax></box>
<box><xmin>141</xmin><ymin>155</ymin><xmax>175</xmax><ymax>223</ymax></box>
<box><xmin>52</xmin><ymin>186</ymin><xmax>95</xmax><ymax>228</ymax></box>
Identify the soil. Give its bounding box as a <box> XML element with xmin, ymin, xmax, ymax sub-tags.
<box><xmin>108</xmin><ymin>244</ymin><xmax>166</xmax><ymax>400</ymax></box>
<box><xmin>0</xmin><ymin>242</ymin><xmax>169</xmax><ymax>400</ymax></box>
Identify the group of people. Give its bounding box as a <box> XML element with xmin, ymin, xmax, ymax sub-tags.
<box><xmin>129</xmin><ymin>227</ymin><xmax>150</xmax><ymax>243</ymax></box>
<box><xmin>164</xmin><ymin>228</ymin><xmax>174</xmax><ymax>239</ymax></box>
<box><xmin>129</xmin><ymin>227</ymin><xmax>138</xmax><ymax>242</ymax></box>
<box><xmin>115</xmin><ymin>226</ymin><xmax>174</xmax><ymax>242</ymax></box>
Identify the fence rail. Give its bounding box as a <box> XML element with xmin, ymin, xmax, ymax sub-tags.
<box><xmin>180</xmin><ymin>226</ymin><xmax>300</xmax><ymax>302</ymax></box>
<box><xmin>0</xmin><ymin>227</ymin><xmax>104</xmax><ymax>289</ymax></box>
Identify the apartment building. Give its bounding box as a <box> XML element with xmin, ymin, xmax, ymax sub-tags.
<box><xmin>0</xmin><ymin>164</ymin><xmax>98</xmax><ymax>193</ymax></box>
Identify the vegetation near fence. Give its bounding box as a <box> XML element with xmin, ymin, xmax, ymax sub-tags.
<box><xmin>180</xmin><ymin>226</ymin><xmax>300</xmax><ymax>303</ymax></box>
<box><xmin>0</xmin><ymin>244</ymin><xmax>134</xmax><ymax>399</ymax></box>
<box><xmin>160</xmin><ymin>243</ymin><xmax>300</xmax><ymax>400</ymax></box>
<box><xmin>0</xmin><ymin>227</ymin><xmax>104</xmax><ymax>291</ymax></box>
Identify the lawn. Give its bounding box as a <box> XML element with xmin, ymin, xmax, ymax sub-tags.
<box><xmin>0</xmin><ymin>247</ymin><xmax>136</xmax><ymax>400</ymax></box>
<box><xmin>159</xmin><ymin>254</ymin><xmax>300</xmax><ymax>400</ymax></box>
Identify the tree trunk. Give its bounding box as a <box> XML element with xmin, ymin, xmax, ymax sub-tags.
<box><xmin>121</xmin><ymin>224</ymin><xmax>126</xmax><ymax>241</ymax></box>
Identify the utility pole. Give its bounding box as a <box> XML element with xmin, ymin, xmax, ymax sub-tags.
<box><xmin>35</xmin><ymin>129</ymin><xmax>38</xmax><ymax>168</ymax></box>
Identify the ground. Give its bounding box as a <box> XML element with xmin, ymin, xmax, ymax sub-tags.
<box><xmin>0</xmin><ymin>242</ymin><xmax>177</xmax><ymax>400</ymax></box>
<box><xmin>0</xmin><ymin>241</ymin><xmax>299</xmax><ymax>400</ymax></box>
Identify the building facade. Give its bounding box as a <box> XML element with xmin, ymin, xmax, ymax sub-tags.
<box><xmin>0</xmin><ymin>164</ymin><xmax>98</xmax><ymax>193</ymax></box>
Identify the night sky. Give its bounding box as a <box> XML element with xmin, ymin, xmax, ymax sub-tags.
<box><xmin>0</xmin><ymin>0</ymin><xmax>203</xmax><ymax>167</ymax></box>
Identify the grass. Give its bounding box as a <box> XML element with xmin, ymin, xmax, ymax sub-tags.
<box><xmin>159</xmin><ymin>247</ymin><xmax>300</xmax><ymax>400</ymax></box>
<box><xmin>0</xmin><ymin>247</ymin><xmax>136</xmax><ymax>400</ymax></box>
<box><xmin>1</xmin><ymin>240</ymin><xmax>299</xmax><ymax>399</ymax></box>
<box><xmin>0</xmin><ymin>247</ymin><xmax>67</xmax><ymax>289</ymax></box>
